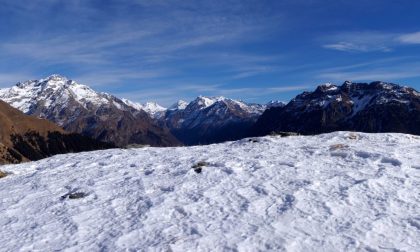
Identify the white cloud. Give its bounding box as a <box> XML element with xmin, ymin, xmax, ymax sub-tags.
<box><xmin>317</xmin><ymin>62</ymin><xmax>420</xmax><ymax>82</ymax></box>
<box><xmin>322</xmin><ymin>30</ymin><xmax>420</xmax><ymax>52</ymax></box>
<box><xmin>323</xmin><ymin>42</ymin><xmax>391</xmax><ymax>52</ymax></box>
<box><xmin>398</xmin><ymin>31</ymin><xmax>420</xmax><ymax>44</ymax></box>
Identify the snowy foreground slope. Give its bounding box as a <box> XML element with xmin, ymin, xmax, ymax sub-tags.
<box><xmin>0</xmin><ymin>132</ymin><xmax>419</xmax><ymax>251</ymax></box>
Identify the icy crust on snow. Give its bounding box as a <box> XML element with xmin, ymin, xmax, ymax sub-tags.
<box><xmin>0</xmin><ymin>132</ymin><xmax>419</xmax><ymax>251</ymax></box>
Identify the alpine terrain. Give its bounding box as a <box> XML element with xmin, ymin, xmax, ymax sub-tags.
<box><xmin>0</xmin><ymin>75</ymin><xmax>287</xmax><ymax>146</ymax></box>
<box><xmin>0</xmin><ymin>75</ymin><xmax>179</xmax><ymax>147</ymax></box>
<box><xmin>163</xmin><ymin>96</ymin><xmax>284</xmax><ymax>145</ymax></box>
<box><xmin>0</xmin><ymin>100</ymin><xmax>112</xmax><ymax>164</ymax></box>
<box><xmin>0</xmin><ymin>132</ymin><xmax>418</xmax><ymax>251</ymax></box>
<box><xmin>252</xmin><ymin>81</ymin><xmax>420</xmax><ymax>136</ymax></box>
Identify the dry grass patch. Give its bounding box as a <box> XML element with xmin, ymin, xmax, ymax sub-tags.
<box><xmin>270</xmin><ymin>131</ymin><xmax>300</xmax><ymax>137</ymax></box>
<box><xmin>0</xmin><ymin>170</ymin><xmax>8</xmax><ymax>178</ymax></box>
<box><xmin>329</xmin><ymin>144</ymin><xmax>349</xmax><ymax>151</ymax></box>
<box><xmin>348</xmin><ymin>133</ymin><xmax>359</xmax><ymax>140</ymax></box>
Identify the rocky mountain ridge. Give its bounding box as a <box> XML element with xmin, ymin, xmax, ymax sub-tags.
<box><xmin>0</xmin><ymin>75</ymin><xmax>281</xmax><ymax>146</ymax></box>
<box><xmin>0</xmin><ymin>100</ymin><xmax>113</xmax><ymax>164</ymax></box>
<box><xmin>252</xmin><ymin>81</ymin><xmax>420</xmax><ymax>136</ymax></box>
<box><xmin>0</xmin><ymin>75</ymin><xmax>179</xmax><ymax>147</ymax></box>
<box><xmin>162</xmin><ymin>96</ymin><xmax>281</xmax><ymax>145</ymax></box>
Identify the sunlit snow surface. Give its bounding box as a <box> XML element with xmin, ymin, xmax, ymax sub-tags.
<box><xmin>0</xmin><ymin>132</ymin><xmax>419</xmax><ymax>251</ymax></box>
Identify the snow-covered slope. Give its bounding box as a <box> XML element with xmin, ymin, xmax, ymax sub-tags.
<box><xmin>1</xmin><ymin>132</ymin><xmax>419</xmax><ymax>251</ymax></box>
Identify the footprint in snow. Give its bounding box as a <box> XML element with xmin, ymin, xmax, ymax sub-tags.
<box><xmin>278</xmin><ymin>194</ymin><xmax>295</xmax><ymax>214</ymax></box>
<box><xmin>60</xmin><ymin>191</ymin><xmax>89</xmax><ymax>200</ymax></box>
<box><xmin>380</xmin><ymin>157</ymin><xmax>402</xmax><ymax>166</ymax></box>
<box><xmin>144</xmin><ymin>169</ymin><xmax>154</xmax><ymax>175</ymax></box>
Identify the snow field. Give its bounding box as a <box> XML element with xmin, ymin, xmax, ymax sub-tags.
<box><xmin>0</xmin><ymin>132</ymin><xmax>419</xmax><ymax>251</ymax></box>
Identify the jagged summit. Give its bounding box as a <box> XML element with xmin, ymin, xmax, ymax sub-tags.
<box><xmin>0</xmin><ymin>75</ymin><xmax>278</xmax><ymax>146</ymax></box>
<box><xmin>315</xmin><ymin>80</ymin><xmax>418</xmax><ymax>94</ymax></box>
<box><xmin>192</xmin><ymin>96</ymin><xmax>227</xmax><ymax>109</ymax></box>
<box><xmin>296</xmin><ymin>81</ymin><xmax>419</xmax><ymax>108</ymax></box>
<box><xmin>253</xmin><ymin>81</ymin><xmax>420</xmax><ymax>136</ymax></box>
<box><xmin>121</xmin><ymin>99</ymin><xmax>166</xmax><ymax>118</ymax></box>
<box><xmin>169</xmin><ymin>100</ymin><xmax>189</xmax><ymax>110</ymax></box>
<box><xmin>315</xmin><ymin>82</ymin><xmax>338</xmax><ymax>93</ymax></box>
<box><xmin>2</xmin><ymin>74</ymin><xmax>112</xmax><ymax>113</ymax></box>
<box><xmin>266</xmin><ymin>100</ymin><xmax>286</xmax><ymax>108</ymax></box>
<box><xmin>42</xmin><ymin>74</ymin><xmax>68</xmax><ymax>81</ymax></box>
<box><xmin>0</xmin><ymin>75</ymin><xmax>179</xmax><ymax>147</ymax></box>
<box><xmin>164</xmin><ymin>95</ymin><xmax>267</xmax><ymax>145</ymax></box>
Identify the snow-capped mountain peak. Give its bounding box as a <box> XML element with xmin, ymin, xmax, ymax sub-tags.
<box><xmin>41</xmin><ymin>73</ymin><xmax>69</xmax><ymax>82</ymax></box>
<box><xmin>121</xmin><ymin>98</ymin><xmax>144</xmax><ymax>111</ymax></box>
<box><xmin>315</xmin><ymin>82</ymin><xmax>339</xmax><ymax>93</ymax></box>
<box><xmin>266</xmin><ymin>100</ymin><xmax>286</xmax><ymax>108</ymax></box>
<box><xmin>0</xmin><ymin>75</ymin><xmax>131</xmax><ymax>119</ymax></box>
<box><xmin>253</xmin><ymin>80</ymin><xmax>420</xmax><ymax>137</ymax></box>
<box><xmin>121</xmin><ymin>99</ymin><xmax>166</xmax><ymax>118</ymax></box>
<box><xmin>142</xmin><ymin>102</ymin><xmax>167</xmax><ymax>118</ymax></box>
<box><xmin>0</xmin><ymin>75</ymin><xmax>180</xmax><ymax>147</ymax></box>
<box><xmin>164</xmin><ymin>95</ymin><xmax>269</xmax><ymax>144</ymax></box>
<box><xmin>193</xmin><ymin>96</ymin><xmax>226</xmax><ymax>109</ymax></box>
<box><xmin>169</xmin><ymin>100</ymin><xmax>189</xmax><ymax>110</ymax></box>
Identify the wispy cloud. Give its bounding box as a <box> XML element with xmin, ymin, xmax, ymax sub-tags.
<box><xmin>397</xmin><ymin>31</ymin><xmax>420</xmax><ymax>44</ymax></box>
<box><xmin>318</xmin><ymin>70</ymin><xmax>420</xmax><ymax>82</ymax></box>
<box><xmin>323</xmin><ymin>42</ymin><xmax>391</xmax><ymax>52</ymax></box>
<box><xmin>322</xmin><ymin>30</ymin><xmax>420</xmax><ymax>52</ymax></box>
<box><xmin>317</xmin><ymin>59</ymin><xmax>420</xmax><ymax>82</ymax></box>
<box><xmin>2</xmin><ymin>0</ymin><xmax>420</xmax><ymax>105</ymax></box>
<box><xmin>0</xmin><ymin>0</ymin><xmax>282</xmax><ymax>88</ymax></box>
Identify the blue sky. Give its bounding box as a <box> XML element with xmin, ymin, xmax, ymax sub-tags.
<box><xmin>1</xmin><ymin>0</ymin><xmax>420</xmax><ymax>106</ymax></box>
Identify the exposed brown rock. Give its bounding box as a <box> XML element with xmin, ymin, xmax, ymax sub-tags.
<box><xmin>0</xmin><ymin>100</ymin><xmax>113</xmax><ymax>164</ymax></box>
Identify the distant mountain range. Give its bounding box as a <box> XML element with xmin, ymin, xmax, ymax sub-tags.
<box><xmin>162</xmin><ymin>96</ymin><xmax>275</xmax><ymax>145</ymax></box>
<box><xmin>0</xmin><ymin>75</ymin><xmax>419</xmax><ymax>151</ymax></box>
<box><xmin>0</xmin><ymin>100</ymin><xmax>112</xmax><ymax>164</ymax></box>
<box><xmin>252</xmin><ymin>81</ymin><xmax>420</xmax><ymax>136</ymax></box>
<box><xmin>0</xmin><ymin>75</ymin><xmax>284</xmax><ymax>146</ymax></box>
<box><xmin>122</xmin><ymin>92</ymin><xmax>286</xmax><ymax>145</ymax></box>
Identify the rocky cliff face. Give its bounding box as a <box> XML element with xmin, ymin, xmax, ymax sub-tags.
<box><xmin>0</xmin><ymin>100</ymin><xmax>113</xmax><ymax>164</ymax></box>
<box><xmin>252</xmin><ymin>81</ymin><xmax>420</xmax><ymax>136</ymax></box>
<box><xmin>0</xmin><ymin>75</ymin><xmax>179</xmax><ymax>147</ymax></box>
